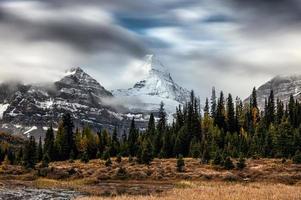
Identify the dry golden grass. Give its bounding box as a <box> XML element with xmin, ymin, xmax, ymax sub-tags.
<box><xmin>77</xmin><ymin>181</ymin><xmax>301</xmax><ymax>200</ymax></box>
<box><xmin>2</xmin><ymin>158</ymin><xmax>301</xmax><ymax>198</ymax></box>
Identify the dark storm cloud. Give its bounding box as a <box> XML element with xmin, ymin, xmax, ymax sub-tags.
<box><xmin>0</xmin><ymin>0</ymin><xmax>300</xmax><ymax>100</ymax></box>
<box><xmin>0</xmin><ymin>4</ymin><xmax>147</xmax><ymax>57</ymax></box>
<box><xmin>226</xmin><ymin>0</ymin><xmax>301</xmax><ymax>35</ymax></box>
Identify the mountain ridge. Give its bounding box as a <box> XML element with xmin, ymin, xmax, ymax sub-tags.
<box><xmin>246</xmin><ymin>74</ymin><xmax>301</xmax><ymax>109</ymax></box>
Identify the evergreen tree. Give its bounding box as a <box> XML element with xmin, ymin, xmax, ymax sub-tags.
<box><xmin>226</xmin><ymin>94</ymin><xmax>236</xmax><ymax>133</ymax></box>
<box><xmin>81</xmin><ymin>149</ymin><xmax>89</xmax><ymax>163</ymax></box>
<box><xmin>147</xmin><ymin>113</ymin><xmax>156</xmax><ymax>136</ymax></box>
<box><xmin>236</xmin><ymin>156</ymin><xmax>246</xmax><ymax>170</ymax></box>
<box><xmin>153</xmin><ymin>102</ymin><xmax>166</xmax><ymax>156</ymax></box>
<box><xmin>128</xmin><ymin>118</ymin><xmax>139</xmax><ymax>156</ymax></box>
<box><xmin>23</xmin><ymin>136</ymin><xmax>37</xmax><ymax>169</ymax></box>
<box><xmin>42</xmin><ymin>153</ymin><xmax>50</xmax><ymax>168</ymax></box>
<box><xmin>210</xmin><ymin>87</ymin><xmax>217</xmax><ymax>118</ymax></box>
<box><xmin>110</xmin><ymin>127</ymin><xmax>120</xmax><ymax>157</ymax></box>
<box><xmin>224</xmin><ymin>157</ymin><xmax>234</xmax><ymax>170</ymax></box>
<box><xmin>140</xmin><ymin>138</ymin><xmax>153</xmax><ymax>165</ymax></box>
<box><xmin>44</xmin><ymin>126</ymin><xmax>55</xmax><ymax>161</ymax></box>
<box><xmin>215</xmin><ymin>91</ymin><xmax>226</xmax><ymax>130</ymax></box>
<box><xmin>266</xmin><ymin>90</ymin><xmax>275</xmax><ymax>125</ymax></box>
<box><xmin>293</xmin><ymin>150</ymin><xmax>301</xmax><ymax>164</ymax></box>
<box><xmin>189</xmin><ymin>137</ymin><xmax>201</xmax><ymax>158</ymax></box>
<box><xmin>204</xmin><ymin>98</ymin><xmax>210</xmax><ymax>116</ymax></box>
<box><xmin>250</xmin><ymin>87</ymin><xmax>258</xmax><ymax>109</ymax></box>
<box><xmin>37</xmin><ymin>136</ymin><xmax>43</xmax><ymax>162</ymax></box>
<box><xmin>176</xmin><ymin>154</ymin><xmax>185</xmax><ymax>172</ymax></box>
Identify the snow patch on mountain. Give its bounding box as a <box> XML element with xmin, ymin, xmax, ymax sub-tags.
<box><xmin>0</xmin><ymin>104</ymin><xmax>9</xmax><ymax>119</ymax></box>
<box><xmin>24</xmin><ymin>126</ymin><xmax>37</xmax><ymax>138</ymax></box>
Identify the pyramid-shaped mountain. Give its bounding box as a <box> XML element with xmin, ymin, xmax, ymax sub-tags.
<box><xmin>112</xmin><ymin>55</ymin><xmax>191</xmax><ymax>114</ymax></box>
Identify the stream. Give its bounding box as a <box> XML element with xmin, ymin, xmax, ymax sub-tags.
<box><xmin>0</xmin><ymin>187</ymin><xmax>81</xmax><ymax>200</ymax></box>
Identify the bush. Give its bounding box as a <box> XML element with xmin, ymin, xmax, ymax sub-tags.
<box><xmin>105</xmin><ymin>158</ymin><xmax>112</xmax><ymax>167</ymax></box>
<box><xmin>236</xmin><ymin>156</ymin><xmax>246</xmax><ymax>170</ymax></box>
<box><xmin>177</xmin><ymin>154</ymin><xmax>185</xmax><ymax>172</ymax></box>
<box><xmin>224</xmin><ymin>157</ymin><xmax>234</xmax><ymax>170</ymax></box>
<box><xmin>213</xmin><ymin>151</ymin><xmax>222</xmax><ymax>165</ymax></box>
<box><xmin>96</xmin><ymin>150</ymin><xmax>102</xmax><ymax>159</ymax></box>
<box><xmin>116</xmin><ymin>154</ymin><xmax>122</xmax><ymax>163</ymax></box>
<box><xmin>128</xmin><ymin>155</ymin><xmax>134</xmax><ymax>163</ymax></box>
<box><xmin>293</xmin><ymin>150</ymin><xmax>301</xmax><ymax>164</ymax></box>
<box><xmin>102</xmin><ymin>150</ymin><xmax>110</xmax><ymax>161</ymax></box>
<box><xmin>201</xmin><ymin>149</ymin><xmax>211</xmax><ymax>164</ymax></box>
<box><xmin>41</xmin><ymin>153</ymin><xmax>50</xmax><ymax>168</ymax></box>
<box><xmin>116</xmin><ymin>167</ymin><xmax>128</xmax><ymax>179</ymax></box>
<box><xmin>81</xmin><ymin>151</ymin><xmax>89</xmax><ymax>163</ymax></box>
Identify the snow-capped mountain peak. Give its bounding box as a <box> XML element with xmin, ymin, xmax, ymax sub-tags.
<box><xmin>143</xmin><ymin>54</ymin><xmax>170</xmax><ymax>77</ymax></box>
<box><xmin>113</xmin><ymin>55</ymin><xmax>190</xmax><ymax>114</ymax></box>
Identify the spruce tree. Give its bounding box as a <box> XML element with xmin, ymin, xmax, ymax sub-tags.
<box><xmin>44</xmin><ymin>126</ymin><xmax>55</xmax><ymax>161</ymax></box>
<box><xmin>23</xmin><ymin>136</ymin><xmax>37</xmax><ymax>169</ymax></box>
<box><xmin>42</xmin><ymin>153</ymin><xmax>50</xmax><ymax>168</ymax></box>
<box><xmin>226</xmin><ymin>94</ymin><xmax>236</xmax><ymax>133</ymax></box>
<box><xmin>176</xmin><ymin>154</ymin><xmax>185</xmax><ymax>172</ymax></box>
<box><xmin>224</xmin><ymin>157</ymin><xmax>234</xmax><ymax>170</ymax></box>
<box><xmin>81</xmin><ymin>149</ymin><xmax>89</xmax><ymax>163</ymax></box>
<box><xmin>210</xmin><ymin>87</ymin><xmax>217</xmax><ymax>118</ymax></box>
<box><xmin>215</xmin><ymin>91</ymin><xmax>226</xmax><ymax>130</ymax></box>
<box><xmin>141</xmin><ymin>138</ymin><xmax>153</xmax><ymax>165</ymax></box>
<box><xmin>110</xmin><ymin>127</ymin><xmax>120</xmax><ymax>157</ymax></box>
<box><xmin>236</xmin><ymin>156</ymin><xmax>246</xmax><ymax>170</ymax></box>
<box><xmin>266</xmin><ymin>90</ymin><xmax>275</xmax><ymax>125</ymax></box>
<box><xmin>153</xmin><ymin>102</ymin><xmax>166</xmax><ymax>156</ymax></box>
<box><xmin>204</xmin><ymin>98</ymin><xmax>210</xmax><ymax>116</ymax></box>
<box><xmin>147</xmin><ymin>113</ymin><xmax>156</xmax><ymax>136</ymax></box>
<box><xmin>128</xmin><ymin>118</ymin><xmax>139</xmax><ymax>156</ymax></box>
<box><xmin>37</xmin><ymin>136</ymin><xmax>43</xmax><ymax>162</ymax></box>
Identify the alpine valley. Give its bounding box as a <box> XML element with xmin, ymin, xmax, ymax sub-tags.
<box><xmin>0</xmin><ymin>55</ymin><xmax>191</xmax><ymax>139</ymax></box>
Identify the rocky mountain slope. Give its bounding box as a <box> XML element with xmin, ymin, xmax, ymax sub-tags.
<box><xmin>0</xmin><ymin>55</ymin><xmax>192</xmax><ymax>138</ymax></box>
<box><xmin>112</xmin><ymin>55</ymin><xmax>191</xmax><ymax>115</ymax></box>
<box><xmin>249</xmin><ymin>75</ymin><xmax>301</xmax><ymax>109</ymax></box>
<box><xmin>0</xmin><ymin>67</ymin><xmax>138</xmax><ymax>138</ymax></box>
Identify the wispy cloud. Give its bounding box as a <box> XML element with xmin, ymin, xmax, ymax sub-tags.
<box><xmin>0</xmin><ymin>0</ymin><xmax>301</xmax><ymax>99</ymax></box>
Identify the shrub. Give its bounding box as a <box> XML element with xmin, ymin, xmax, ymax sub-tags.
<box><xmin>201</xmin><ymin>149</ymin><xmax>211</xmax><ymax>164</ymax></box>
<box><xmin>224</xmin><ymin>157</ymin><xmax>234</xmax><ymax>170</ymax></box>
<box><xmin>81</xmin><ymin>151</ymin><xmax>89</xmax><ymax>163</ymax></box>
<box><xmin>116</xmin><ymin>167</ymin><xmax>128</xmax><ymax>180</ymax></box>
<box><xmin>293</xmin><ymin>150</ymin><xmax>301</xmax><ymax>164</ymax></box>
<box><xmin>96</xmin><ymin>150</ymin><xmax>101</xmax><ymax>159</ymax></box>
<box><xmin>102</xmin><ymin>150</ymin><xmax>110</xmax><ymax>161</ymax></box>
<box><xmin>41</xmin><ymin>153</ymin><xmax>50</xmax><ymax>168</ymax></box>
<box><xmin>128</xmin><ymin>155</ymin><xmax>134</xmax><ymax>163</ymax></box>
<box><xmin>116</xmin><ymin>154</ymin><xmax>122</xmax><ymax>163</ymax></box>
<box><xmin>177</xmin><ymin>154</ymin><xmax>185</xmax><ymax>172</ymax></box>
<box><xmin>213</xmin><ymin>151</ymin><xmax>222</xmax><ymax>165</ymax></box>
<box><xmin>236</xmin><ymin>156</ymin><xmax>246</xmax><ymax>170</ymax></box>
<box><xmin>105</xmin><ymin>158</ymin><xmax>112</xmax><ymax>167</ymax></box>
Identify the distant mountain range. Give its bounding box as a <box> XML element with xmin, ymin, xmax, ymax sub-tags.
<box><xmin>0</xmin><ymin>55</ymin><xmax>191</xmax><ymax>138</ymax></box>
<box><xmin>247</xmin><ymin>75</ymin><xmax>301</xmax><ymax>109</ymax></box>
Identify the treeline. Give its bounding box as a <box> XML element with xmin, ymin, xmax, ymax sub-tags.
<box><xmin>2</xmin><ymin>87</ymin><xmax>301</xmax><ymax>168</ymax></box>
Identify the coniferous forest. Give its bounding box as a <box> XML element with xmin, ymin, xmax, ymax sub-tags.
<box><xmin>3</xmin><ymin>87</ymin><xmax>301</xmax><ymax>169</ymax></box>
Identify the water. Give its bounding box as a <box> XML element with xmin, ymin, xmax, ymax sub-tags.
<box><xmin>0</xmin><ymin>187</ymin><xmax>80</xmax><ymax>200</ymax></box>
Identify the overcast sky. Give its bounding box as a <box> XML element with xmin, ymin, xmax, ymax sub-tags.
<box><xmin>0</xmin><ymin>0</ymin><xmax>301</xmax><ymax>100</ymax></box>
